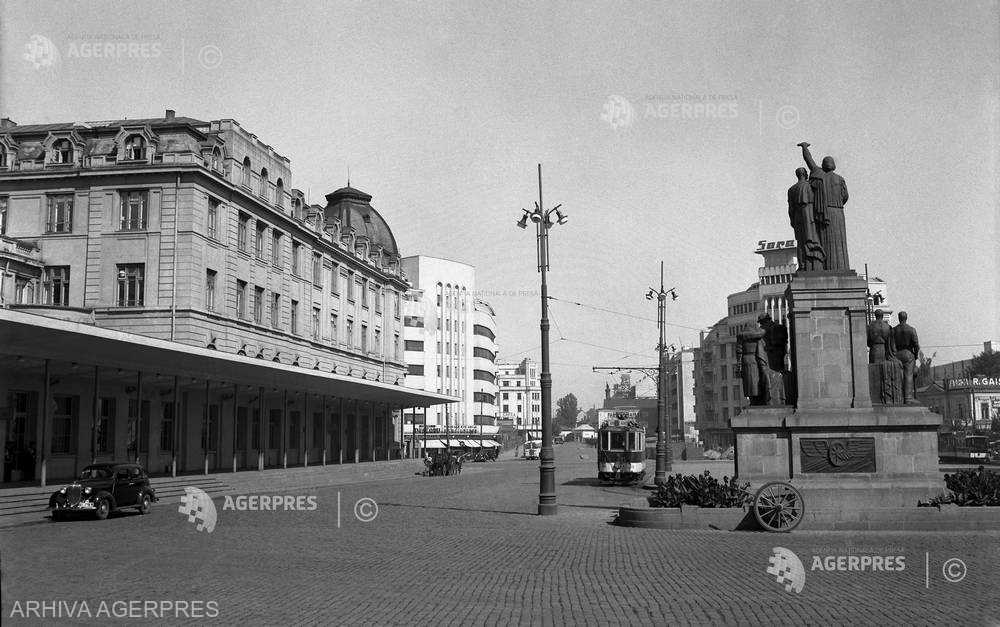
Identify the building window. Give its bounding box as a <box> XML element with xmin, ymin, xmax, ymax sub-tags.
<box><xmin>394</xmin><ymin>293</ymin><xmax>401</xmax><ymax>318</ymax></box>
<box><xmin>116</xmin><ymin>264</ymin><xmax>144</xmax><ymax>307</ymax></box>
<box><xmin>160</xmin><ymin>402</ymin><xmax>175</xmax><ymax>452</ymax></box>
<box><xmin>407</xmin><ymin>364</ymin><xmax>425</xmax><ymax>376</ymax></box>
<box><xmin>330</xmin><ymin>313</ymin><xmax>338</xmax><ymax>343</ymax></box>
<box><xmin>394</xmin><ymin>333</ymin><xmax>400</xmax><ymax>359</ymax></box>
<box><xmin>98</xmin><ymin>397</ymin><xmax>116</xmax><ymax>454</ymax></box>
<box><xmin>374</xmin><ymin>329</ymin><xmax>381</xmax><ymax>354</ymax></box>
<box><xmin>43</xmin><ymin>266</ymin><xmax>70</xmax><ymax>306</ymax></box>
<box><xmin>290</xmin><ymin>299</ymin><xmax>299</xmax><ymax>334</ymax></box>
<box><xmin>205</xmin><ymin>269</ymin><xmax>217</xmax><ymax>311</ymax></box>
<box><xmin>51</xmin><ymin>396</ymin><xmax>77</xmax><ymax>454</ymax></box>
<box><xmin>361</xmin><ymin>323</ymin><xmax>369</xmax><ymax>353</ymax></box>
<box><xmin>236</xmin><ymin>280</ymin><xmax>248</xmax><ymax>319</ymax></box>
<box><xmin>255</xmin><ymin>221</ymin><xmax>267</xmax><ymax>259</ymax></box>
<box><xmin>361</xmin><ymin>280</ymin><xmax>369</xmax><ymax>308</ymax></box>
<box><xmin>0</xmin><ymin>196</ymin><xmax>7</xmax><ymax>235</ymax></box>
<box><xmin>242</xmin><ymin>157</ymin><xmax>252</xmax><ymax>188</ymax></box>
<box><xmin>271</xmin><ymin>293</ymin><xmax>281</xmax><ymax>328</ymax></box>
<box><xmin>330</xmin><ymin>264</ymin><xmax>339</xmax><ymax>294</ymax></box>
<box><xmin>253</xmin><ymin>286</ymin><xmax>264</xmax><ymax>324</ymax></box>
<box><xmin>237</xmin><ymin>212</ymin><xmax>249</xmax><ymax>252</ymax></box>
<box><xmin>259</xmin><ymin>167</ymin><xmax>269</xmax><ymax>198</ymax></box>
<box><xmin>14</xmin><ymin>277</ymin><xmax>34</xmax><ymax>304</ymax></box>
<box><xmin>235</xmin><ymin>407</ymin><xmax>248</xmax><ymax>451</ymax></box>
<box><xmin>207</xmin><ymin>198</ymin><xmax>219</xmax><ymax>239</ymax></box>
<box><xmin>312</xmin><ymin>306</ymin><xmax>320</xmax><ymax>340</ymax></box>
<box><xmin>312</xmin><ymin>253</ymin><xmax>323</xmax><ymax>286</ymax></box>
<box><xmin>210</xmin><ymin>148</ymin><xmax>222</xmax><ymax>172</ymax></box>
<box><xmin>251</xmin><ymin>410</ymin><xmax>261</xmax><ymax>450</ymax></box>
<box><xmin>373</xmin><ymin>285</ymin><xmax>381</xmax><ymax>314</ymax></box>
<box><xmin>268</xmin><ymin>410</ymin><xmax>281</xmax><ymax>450</ymax></box>
<box><xmin>271</xmin><ymin>230</ymin><xmax>283</xmax><ymax>267</ymax></box>
<box><xmin>51</xmin><ymin>139</ymin><xmax>73</xmax><ymax>164</ymax></box>
<box><xmin>118</xmin><ymin>191</ymin><xmax>149</xmax><ymax>231</ymax></box>
<box><xmin>288</xmin><ymin>411</ymin><xmax>299</xmax><ymax>449</ymax></box>
<box><xmin>201</xmin><ymin>404</ymin><xmax>220</xmax><ymax>452</ymax></box>
<box><xmin>123</xmin><ymin>135</ymin><xmax>145</xmax><ymax>160</ymax></box>
<box><xmin>405</xmin><ymin>340</ymin><xmax>424</xmax><ymax>352</ymax></box>
<box><xmin>46</xmin><ymin>194</ymin><xmax>73</xmax><ymax>233</ymax></box>
<box><xmin>720</xmin><ymin>365</ymin><xmax>727</xmax><ymax>381</ymax></box>
<box><xmin>291</xmin><ymin>241</ymin><xmax>301</xmax><ymax>275</ymax></box>
<box><xmin>346</xmin><ymin>319</ymin><xmax>354</xmax><ymax>348</ymax></box>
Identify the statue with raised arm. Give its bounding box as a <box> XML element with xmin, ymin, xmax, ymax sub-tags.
<box><xmin>798</xmin><ymin>142</ymin><xmax>850</xmax><ymax>271</ymax></box>
<box><xmin>787</xmin><ymin>167</ymin><xmax>826</xmax><ymax>271</ymax></box>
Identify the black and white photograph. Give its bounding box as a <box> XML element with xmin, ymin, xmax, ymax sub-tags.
<box><xmin>1</xmin><ymin>1</ymin><xmax>998</xmax><ymax>624</ymax></box>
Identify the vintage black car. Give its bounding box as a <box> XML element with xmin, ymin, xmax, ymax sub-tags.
<box><xmin>49</xmin><ymin>463</ymin><xmax>158</xmax><ymax>520</ymax></box>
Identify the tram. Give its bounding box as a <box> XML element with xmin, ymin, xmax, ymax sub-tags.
<box><xmin>597</xmin><ymin>407</ymin><xmax>646</xmax><ymax>483</ymax></box>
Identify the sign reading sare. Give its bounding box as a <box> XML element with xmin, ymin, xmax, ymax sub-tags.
<box><xmin>756</xmin><ymin>239</ymin><xmax>796</xmax><ymax>251</ymax></box>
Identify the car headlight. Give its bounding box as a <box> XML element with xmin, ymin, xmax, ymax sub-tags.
<box><xmin>83</xmin><ymin>487</ymin><xmax>92</xmax><ymax>494</ymax></box>
<box><xmin>60</xmin><ymin>488</ymin><xmax>67</xmax><ymax>494</ymax></box>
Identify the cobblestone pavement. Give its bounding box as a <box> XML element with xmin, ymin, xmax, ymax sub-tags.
<box><xmin>2</xmin><ymin>444</ymin><xmax>998</xmax><ymax>625</ymax></box>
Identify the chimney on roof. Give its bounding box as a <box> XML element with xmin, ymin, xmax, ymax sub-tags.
<box><xmin>0</xmin><ymin>118</ymin><xmax>16</xmax><ymax>129</ymax></box>
<box><xmin>986</xmin><ymin>340</ymin><xmax>995</xmax><ymax>354</ymax></box>
<box><xmin>165</xmin><ymin>109</ymin><xmax>176</xmax><ymax>120</ymax></box>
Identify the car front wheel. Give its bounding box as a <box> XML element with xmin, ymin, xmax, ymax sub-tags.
<box><xmin>94</xmin><ymin>498</ymin><xmax>110</xmax><ymax>520</ymax></box>
<box><xmin>137</xmin><ymin>493</ymin><xmax>151</xmax><ymax>515</ymax></box>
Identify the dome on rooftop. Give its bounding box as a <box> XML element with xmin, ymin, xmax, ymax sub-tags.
<box><xmin>324</xmin><ymin>186</ymin><xmax>398</xmax><ymax>257</ymax></box>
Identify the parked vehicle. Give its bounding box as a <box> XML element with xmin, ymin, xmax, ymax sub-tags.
<box><xmin>48</xmin><ymin>463</ymin><xmax>158</xmax><ymax>520</ymax></box>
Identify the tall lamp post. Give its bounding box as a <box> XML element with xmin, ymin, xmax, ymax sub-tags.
<box><xmin>646</xmin><ymin>261</ymin><xmax>678</xmax><ymax>484</ymax></box>
<box><xmin>517</xmin><ymin>163</ymin><xmax>567</xmax><ymax>516</ymax></box>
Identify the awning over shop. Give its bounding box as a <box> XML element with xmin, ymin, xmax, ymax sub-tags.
<box><xmin>460</xmin><ymin>439</ymin><xmax>481</xmax><ymax>448</ymax></box>
<box><xmin>0</xmin><ymin>309</ymin><xmax>457</xmax><ymax>408</ymax></box>
<box><xmin>482</xmin><ymin>440</ymin><xmax>502</xmax><ymax>448</ymax></box>
<box><xmin>418</xmin><ymin>439</ymin><xmax>446</xmax><ymax>449</ymax></box>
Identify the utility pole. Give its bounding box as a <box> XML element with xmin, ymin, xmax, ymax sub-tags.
<box><xmin>646</xmin><ymin>261</ymin><xmax>678</xmax><ymax>484</ymax></box>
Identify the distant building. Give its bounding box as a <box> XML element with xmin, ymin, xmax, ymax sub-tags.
<box><xmin>497</xmin><ymin>358</ymin><xmax>541</xmax><ymax>439</ymax></box>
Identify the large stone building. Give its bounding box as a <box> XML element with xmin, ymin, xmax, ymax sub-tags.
<box><xmin>0</xmin><ymin>111</ymin><xmax>452</xmax><ymax>485</ymax></box>
<box><xmin>399</xmin><ymin>255</ymin><xmax>498</xmax><ymax>429</ymax></box>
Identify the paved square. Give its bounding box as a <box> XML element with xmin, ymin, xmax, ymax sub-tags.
<box><xmin>2</xmin><ymin>445</ymin><xmax>997</xmax><ymax>625</ymax></box>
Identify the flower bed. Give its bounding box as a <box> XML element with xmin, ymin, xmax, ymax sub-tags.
<box><xmin>646</xmin><ymin>470</ymin><xmax>751</xmax><ymax>509</ymax></box>
<box><xmin>919</xmin><ymin>466</ymin><xmax>1000</xmax><ymax>507</ymax></box>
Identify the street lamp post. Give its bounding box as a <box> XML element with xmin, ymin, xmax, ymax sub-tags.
<box><xmin>517</xmin><ymin>163</ymin><xmax>567</xmax><ymax>516</ymax></box>
<box><xmin>646</xmin><ymin>261</ymin><xmax>678</xmax><ymax>484</ymax></box>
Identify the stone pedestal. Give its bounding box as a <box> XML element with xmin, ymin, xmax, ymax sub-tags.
<box><xmin>732</xmin><ymin>272</ymin><xmax>943</xmax><ymax>515</ymax></box>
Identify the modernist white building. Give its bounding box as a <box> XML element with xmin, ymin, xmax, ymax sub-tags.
<box><xmin>497</xmin><ymin>358</ymin><xmax>541</xmax><ymax>438</ymax></box>
<box><xmin>400</xmin><ymin>255</ymin><xmax>497</xmax><ymax>427</ymax></box>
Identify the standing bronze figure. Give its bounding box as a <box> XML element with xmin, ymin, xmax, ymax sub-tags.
<box><xmin>787</xmin><ymin>167</ymin><xmax>826</xmax><ymax>271</ymax></box>
<box><xmin>798</xmin><ymin>142</ymin><xmax>849</xmax><ymax>271</ymax></box>
<box><xmin>892</xmin><ymin>311</ymin><xmax>921</xmax><ymax>404</ymax></box>
<box><xmin>866</xmin><ymin>309</ymin><xmax>902</xmax><ymax>404</ymax></box>
<box><xmin>736</xmin><ymin>329</ymin><xmax>769</xmax><ymax>405</ymax></box>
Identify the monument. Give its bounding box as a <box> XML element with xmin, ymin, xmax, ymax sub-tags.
<box><xmin>731</xmin><ymin>142</ymin><xmax>942</xmax><ymax>517</ymax></box>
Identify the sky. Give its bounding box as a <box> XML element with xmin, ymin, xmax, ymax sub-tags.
<box><xmin>2</xmin><ymin>0</ymin><xmax>998</xmax><ymax>409</ymax></box>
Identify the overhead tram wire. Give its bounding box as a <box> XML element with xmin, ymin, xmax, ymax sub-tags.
<box><xmin>547</xmin><ymin>295</ymin><xmax>708</xmax><ymax>332</ymax></box>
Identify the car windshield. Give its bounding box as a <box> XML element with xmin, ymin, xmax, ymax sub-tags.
<box><xmin>78</xmin><ymin>467</ymin><xmax>112</xmax><ymax>480</ymax></box>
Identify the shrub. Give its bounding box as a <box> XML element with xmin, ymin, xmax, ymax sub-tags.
<box><xmin>943</xmin><ymin>466</ymin><xmax>1000</xmax><ymax>506</ymax></box>
<box><xmin>647</xmin><ymin>470</ymin><xmax>751</xmax><ymax>508</ymax></box>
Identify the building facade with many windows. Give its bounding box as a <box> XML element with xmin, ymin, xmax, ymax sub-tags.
<box><xmin>399</xmin><ymin>256</ymin><xmax>497</xmax><ymax>429</ymax></box>
<box><xmin>0</xmin><ymin>111</ymin><xmax>451</xmax><ymax>485</ymax></box>
<box><xmin>497</xmin><ymin>358</ymin><xmax>541</xmax><ymax>439</ymax></box>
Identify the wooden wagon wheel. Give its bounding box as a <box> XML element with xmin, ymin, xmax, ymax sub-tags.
<box><xmin>752</xmin><ymin>482</ymin><xmax>804</xmax><ymax>532</ymax></box>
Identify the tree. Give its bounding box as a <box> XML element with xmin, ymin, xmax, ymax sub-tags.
<box><xmin>585</xmin><ymin>407</ymin><xmax>599</xmax><ymax>426</ymax></box>
<box><xmin>555</xmin><ymin>393</ymin><xmax>579</xmax><ymax>430</ymax></box>
<box><xmin>968</xmin><ymin>349</ymin><xmax>1000</xmax><ymax>377</ymax></box>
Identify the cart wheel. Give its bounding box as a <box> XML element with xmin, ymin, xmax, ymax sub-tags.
<box><xmin>752</xmin><ymin>482</ymin><xmax>804</xmax><ymax>532</ymax></box>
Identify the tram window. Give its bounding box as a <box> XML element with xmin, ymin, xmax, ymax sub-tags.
<box><xmin>610</xmin><ymin>432</ymin><xmax>627</xmax><ymax>450</ymax></box>
<box><xmin>630</xmin><ymin>432</ymin><xmax>642</xmax><ymax>450</ymax></box>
